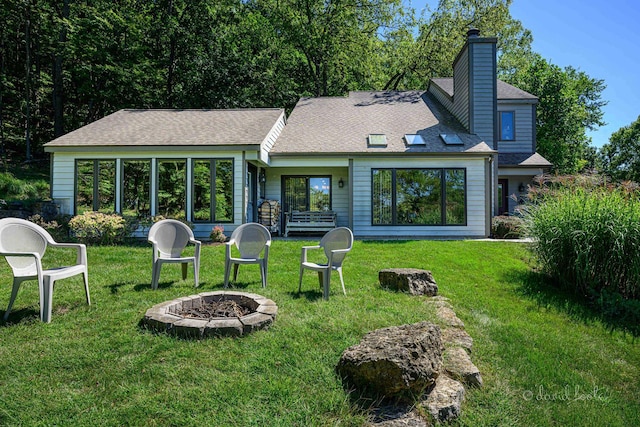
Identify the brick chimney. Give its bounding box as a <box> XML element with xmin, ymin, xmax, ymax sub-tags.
<box><xmin>451</xmin><ymin>29</ymin><xmax>498</xmax><ymax>149</ymax></box>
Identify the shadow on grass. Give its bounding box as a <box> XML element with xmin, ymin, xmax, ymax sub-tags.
<box><xmin>507</xmin><ymin>269</ymin><xmax>640</xmax><ymax>338</ymax></box>
<box><xmin>0</xmin><ymin>308</ymin><xmax>40</xmax><ymax>326</ymax></box>
<box><xmin>287</xmin><ymin>289</ymin><xmax>324</xmax><ymax>301</ymax></box>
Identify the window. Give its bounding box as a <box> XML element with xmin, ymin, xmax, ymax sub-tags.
<box><xmin>371</xmin><ymin>168</ymin><xmax>466</xmax><ymax>226</ymax></box>
<box><xmin>122</xmin><ymin>160</ymin><xmax>151</xmax><ymax>217</ymax></box>
<box><xmin>192</xmin><ymin>159</ymin><xmax>233</xmax><ymax>223</ymax></box>
<box><xmin>75</xmin><ymin>160</ymin><xmax>116</xmax><ymax>214</ymax></box>
<box><xmin>283</xmin><ymin>176</ymin><xmax>331</xmax><ymax>213</ymax></box>
<box><xmin>499</xmin><ymin>111</ymin><xmax>515</xmax><ymax>141</ymax></box>
<box><xmin>157</xmin><ymin>160</ymin><xmax>186</xmax><ymax>219</ymax></box>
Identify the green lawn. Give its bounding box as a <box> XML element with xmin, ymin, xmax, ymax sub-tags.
<box><xmin>0</xmin><ymin>240</ymin><xmax>638</xmax><ymax>426</ymax></box>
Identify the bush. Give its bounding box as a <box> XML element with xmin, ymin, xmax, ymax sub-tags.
<box><xmin>523</xmin><ymin>180</ymin><xmax>640</xmax><ymax>300</ymax></box>
<box><xmin>69</xmin><ymin>211</ymin><xmax>128</xmax><ymax>245</ymax></box>
<box><xmin>491</xmin><ymin>215</ymin><xmax>524</xmax><ymax>239</ymax></box>
<box><xmin>28</xmin><ymin>214</ymin><xmax>72</xmax><ymax>242</ymax></box>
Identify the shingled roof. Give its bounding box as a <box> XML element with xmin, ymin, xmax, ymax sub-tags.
<box><xmin>44</xmin><ymin>109</ymin><xmax>284</xmax><ymax>148</ymax></box>
<box><xmin>498</xmin><ymin>152</ymin><xmax>552</xmax><ymax>168</ymax></box>
<box><xmin>271</xmin><ymin>91</ymin><xmax>493</xmax><ymax>155</ymax></box>
<box><xmin>430</xmin><ymin>78</ymin><xmax>538</xmax><ymax>101</ymax></box>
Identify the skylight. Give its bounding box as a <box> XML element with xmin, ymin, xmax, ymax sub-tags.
<box><xmin>440</xmin><ymin>133</ymin><xmax>463</xmax><ymax>145</ymax></box>
<box><xmin>404</xmin><ymin>134</ymin><xmax>425</xmax><ymax>145</ymax></box>
<box><xmin>368</xmin><ymin>134</ymin><xmax>387</xmax><ymax>146</ymax></box>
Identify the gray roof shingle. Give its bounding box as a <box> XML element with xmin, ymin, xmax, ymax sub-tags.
<box><xmin>44</xmin><ymin>109</ymin><xmax>284</xmax><ymax>147</ymax></box>
<box><xmin>430</xmin><ymin>78</ymin><xmax>537</xmax><ymax>101</ymax></box>
<box><xmin>271</xmin><ymin>91</ymin><xmax>492</xmax><ymax>155</ymax></box>
<box><xmin>498</xmin><ymin>152</ymin><xmax>552</xmax><ymax>167</ymax></box>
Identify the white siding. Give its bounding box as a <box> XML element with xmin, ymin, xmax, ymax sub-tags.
<box><xmin>260</xmin><ymin>112</ymin><xmax>286</xmax><ymax>164</ymax></box>
<box><xmin>264</xmin><ymin>167</ymin><xmax>350</xmax><ymax>231</ymax></box>
<box><xmin>352</xmin><ymin>157</ymin><xmax>488</xmax><ymax>239</ymax></box>
<box><xmin>497</xmin><ymin>103</ymin><xmax>535</xmax><ymax>153</ymax></box>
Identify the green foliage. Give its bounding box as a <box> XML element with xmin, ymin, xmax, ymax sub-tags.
<box><xmin>501</xmin><ymin>54</ymin><xmax>606</xmax><ymax>174</ymax></box>
<box><xmin>0</xmin><ymin>171</ymin><xmax>49</xmax><ymax>201</ymax></box>
<box><xmin>523</xmin><ymin>175</ymin><xmax>640</xmax><ymax>300</ymax></box>
<box><xmin>491</xmin><ymin>215</ymin><xmax>523</xmax><ymax>239</ymax></box>
<box><xmin>68</xmin><ymin>211</ymin><xmax>128</xmax><ymax>245</ymax></box>
<box><xmin>600</xmin><ymin>115</ymin><xmax>640</xmax><ymax>181</ymax></box>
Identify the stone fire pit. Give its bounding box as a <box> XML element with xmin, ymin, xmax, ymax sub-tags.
<box><xmin>143</xmin><ymin>291</ymin><xmax>277</xmax><ymax>338</ymax></box>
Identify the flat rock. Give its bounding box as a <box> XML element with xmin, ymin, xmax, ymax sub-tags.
<box><xmin>443</xmin><ymin>347</ymin><xmax>483</xmax><ymax>388</ymax></box>
<box><xmin>436</xmin><ymin>306</ymin><xmax>465</xmax><ymax>328</ymax></box>
<box><xmin>379</xmin><ymin>268</ymin><xmax>438</xmax><ymax>296</ymax></box>
<box><xmin>441</xmin><ymin>328</ymin><xmax>473</xmax><ymax>353</ymax></box>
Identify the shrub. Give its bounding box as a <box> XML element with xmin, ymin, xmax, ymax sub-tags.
<box><xmin>491</xmin><ymin>215</ymin><xmax>524</xmax><ymax>239</ymax></box>
<box><xmin>210</xmin><ymin>225</ymin><xmax>227</xmax><ymax>243</ymax></box>
<box><xmin>28</xmin><ymin>214</ymin><xmax>72</xmax><ymax>242</ymax></box>
<box><xmin>69</xmin><ymin>211</ymin><xmax>128</xmax><ymax>245</ymax></box>
<box><xmin>523</xmin><ymin>182</ymin><xmax>640</xmax><ymax>300</ymax></box>
<box><xmin>0</xmin><ymin>171</ymin><xmax>49</xmax><ymax>201</ymax></box>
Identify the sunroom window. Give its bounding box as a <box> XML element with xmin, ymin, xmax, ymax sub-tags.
<box><xmin>283</xmin><ymin>176</ymin><xmax>331</xmax><ymax>213</ymax></box>
<box><xmin>121</xmin><ymin>160</ymin><xmax>151</xmax><ymax>217</ymax></box>
<box><xmin>192</xmin><ymin>159</ymin><xmax>233</xmax><ymax>223</ymax></box>
<box><xmin>157</xmin><ymin>160</ymin><xmax>186</xmax><ymax>219</ymax></box>
<box><xmin>75</xmin><ymin>160</ymin><xmax>116</xmax><ymax>214</ymax></box>
<box><xmin>372</xmin><ymin>168</ymin><xmax>466</xmax><ymax>226</ymax></box>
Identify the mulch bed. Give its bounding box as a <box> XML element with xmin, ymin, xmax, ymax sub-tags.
<box><xmin>176</xmin><ymin>300</ymin><xmax>253</xmax><ymax>320</ymax></box>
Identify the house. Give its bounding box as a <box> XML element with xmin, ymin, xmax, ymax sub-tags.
<box><xmin>44</xmin><ymin>29</ymin><xmax>550</xmax><ymax>239</ymax></box>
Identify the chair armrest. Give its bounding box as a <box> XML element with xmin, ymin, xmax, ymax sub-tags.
<box><xmin>0</xmin><ymin>251</ymin><xmax>41</xmax><ymax>260</ymax></box>
<box><xmin>48</xmin><ymin>242</ymin><xmax>88</xmax><ymax>266</ymax></box>
<box><xmin>300</xmin><ymin>245</ymin><xmax>321</xmax><ymax>263</ymax></box>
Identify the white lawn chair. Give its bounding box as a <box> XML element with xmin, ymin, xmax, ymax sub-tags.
<box><xmin>298</xmin><ymin>227</ymin><xmax>353</xmax><ymax>300</ymax></box>
<box><xmin>0</xmin><ymin>217</ymin><xmax>90</xmax><ymax>323</ymax></box>
<box><xmin>148</xmin><ymin>219</ymin><xmax>201</xmax><ymax>290</ymax></box>
<box><xmin>224</xmin><ymin>223</ymin><xmax>271</xmax><ymax>288</ymax></box>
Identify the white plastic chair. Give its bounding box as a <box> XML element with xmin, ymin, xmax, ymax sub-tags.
<box><xmin>224</xmin><ymin>223</ymin><xmax>271</xmax><ymax>288</ymax></box>
<box><xmin>298</xmin><ymin>227</ymin><xmax>353</xmax><ymax>300</ymax></box>
<box><xmin>148</xmin><ymin>219</ymin><xmax>201</xmax><ymax>290</ymax></box>
<box><xmin>0</xmin><ymin>217</ymin><xmax>90</xmax><ymax>323</ymax></box>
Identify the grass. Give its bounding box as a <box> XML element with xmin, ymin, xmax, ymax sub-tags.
<box><xmin>0</xmin><ymin>240</ymin><xmax>638</xmax><ymax>426</ymax></box>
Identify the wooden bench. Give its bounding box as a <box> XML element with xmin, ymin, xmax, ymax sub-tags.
<box><xmin>285</xmin><ymin>211</ymin><xmax>337</xmax><ymax>237</ymax></box>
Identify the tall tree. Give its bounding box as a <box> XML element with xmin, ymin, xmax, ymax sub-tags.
<box><xmin>600</xmin><ymin>116</ymin><xmax>640</xmax><ymax>181</ymax></box>
<box><xmin>503</xmin><ymin>54</ymin><xmax>606</xmax><ymax>174</ymax></box>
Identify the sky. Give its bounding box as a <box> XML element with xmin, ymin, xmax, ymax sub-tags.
<box><xmin>408</xmin><ymin>0</ymin><xmax>640</xmax><ymax>148</ymax></box>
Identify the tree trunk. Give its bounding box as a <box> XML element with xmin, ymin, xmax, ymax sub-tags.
<box><xmin>24</xmin><ymin>4</ymin><xmax>32</xmax><ymax>161</ymax></box>
<box><xmin>53</xmin><ymin>0</ymin><xmax>70</xmax><ymax>137</ymax></box>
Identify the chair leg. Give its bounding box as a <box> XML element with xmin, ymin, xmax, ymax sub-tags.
<box><xmin>322</xmin><ymin>269</ymin><xmax>330</xmax><ymax>301</ymax></box>
<box><xmin>151</xmin><ymin>262</ymin><xmax>161</xmax><ymax>290</ymax></box>
<box><xmin>233</xmin><ymin>264</ymin><xmax>240</xmax><ymax>282</ymax></box>
<box><xmin>261</xmin><ymin>261</ymin><xmax>267</xmax><ymax>288</ymax></box>
<box><xmin>42</xmin><ymin>277</ymin><xmax>54</xmax><ymax>323</ymax></box>
<box><xmin>336</xmin><ymin>267</ymin><xmax>346</xmax><ymax>295</ymax></box>
<box><xmin>193</xmin><ymin>260</ymin><xmax>199</xmax><ymax>288</ymax></box>
<box><xmin>224</xmin><ymin>259</ymin><xmax>231</xmax><ymax>288</ymax></box>
<box><xmin>83</xmin><ymin>271</ymin><xmax>91</xmax><ymax>305</ymax></box>
<box><xmin>3</xmin><ymin>277</ymin><xmax>25</xmax><ymax>321</ymax></box>
<box><xmin>298</xmin><ymin>266</ymin><xmax>304</xmax><ymax>293</ymax></box>
<box><xmin>181</xmin><ymin>262</ymin><xmax>188</xmax><ymax>280</ymax></box>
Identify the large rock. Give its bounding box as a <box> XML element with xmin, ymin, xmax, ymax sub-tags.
<box><xmin>337</xmin><ymin>322</ymin><xmax>444</xmax><ymax>400</ymax></box>
<box><xmin>379</xmin><ymin>268</ymin><xmax>438</xmax><ymax>296</ymax></box>
<box><xmin>422</xmin><ymin>375</ymin><xmax>466</xmax><ymax>423</ymax></box>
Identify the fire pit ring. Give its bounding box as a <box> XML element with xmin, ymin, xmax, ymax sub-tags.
<box><xmin>143</xmin><ymin>291</ymin><xmax>277</xmax><ymax>338</ymax></box>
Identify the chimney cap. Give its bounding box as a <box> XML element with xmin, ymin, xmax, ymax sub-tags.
<box><xmin>467</xmin><ymin>28</ymin><xmax>480</xmax><ymax>38</ymax></box>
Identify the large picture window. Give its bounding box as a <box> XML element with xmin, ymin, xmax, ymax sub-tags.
<box><xmin>371</xmin><ymin>168</ymin><xmax>466</xmax><ymax>226</ymax></box>
<box><xmin>75</xmin><ymin>160</ymin><xmax>116</xmax><ymax>214</ymax></box>
<box><xmin>122</xmin><ymin>160</ymin><xmax>151</xmax><ymax>217</ymax></box>
<box><xmin>283</xmin><ymin>176</ymin><xmax>331</xmax><ymax>213</ymax></box>
<box><xmin>157</xmin><ymin>160</ymin><xmax>186</xmax><ymax>219</ymax></box>
<box><xmin>192</xmin><ymin>159</ymin><xmax>233</xmax><ymax>222</ymax></box>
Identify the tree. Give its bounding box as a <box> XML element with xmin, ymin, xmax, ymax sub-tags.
<box><xmin>502</xmin><ymin>54</ymin><xmax>606</xmax><ymax>174</ymax></box>
<box><xmin>600</xmin><ymin>116</ymin><xmax>640</xmax><ymax>181</ymax></box>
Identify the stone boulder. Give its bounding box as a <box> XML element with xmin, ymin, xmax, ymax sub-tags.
<box><xmin>443</xmin><ymin>347</ymin><xmax>483</xmax><ymax>388</ymax></box>
<box><xmin>337</xmin><ymin>322</ymin><xmax>444</xmax><ymax>400</ymax></box>
<box><xmin>379</xmin><ymin>268</ymin><xmax>438</xmax><ymax>296</ymax></box>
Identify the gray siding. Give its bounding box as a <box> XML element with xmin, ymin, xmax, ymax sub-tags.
<box><xmin>351</xmin><ymin>157</ymin><xmax>488</xmax><ymax>239</ymax></box>
<box><xmin>451</xmin><ymin>52</ymin><xmax>470</xmax><ymax>130</ymax></box>
<box><xmin>497</xmin><ymin>103</ymin><xmax>535</xmax><ymax>153</ymax></box>
<box><xmin>429</xmin><ymin>84</ymin><xmax>454</xmax><ymax>113</ymax></box>
<box><xmin>469</xmin><ymin>42</ymin><xmax>496</xmax><ymax>148</ymax></box>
